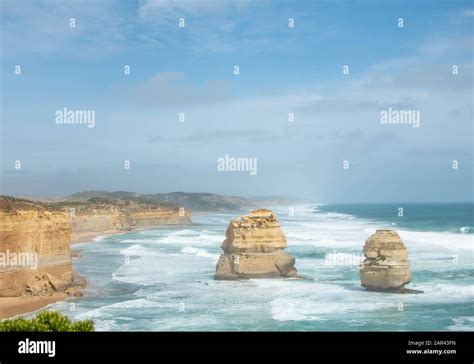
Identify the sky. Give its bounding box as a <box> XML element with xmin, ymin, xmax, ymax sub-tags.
<box><xmin>0</xmin><ymin>0</ymin><xmax>473</xmax><ymax>203</ymax></box>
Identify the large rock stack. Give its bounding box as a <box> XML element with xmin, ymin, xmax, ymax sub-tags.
<box><xmin>215</xmin><ymin>209</ymin><xmax>299</xmax><ymax>280</ymax></box>
<box><xmin>359</xmin><ymin>229</ymin><xmax>415</xmax><ymax>293</ymax></box>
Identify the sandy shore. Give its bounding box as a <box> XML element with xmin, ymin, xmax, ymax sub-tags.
<box><xmin>71</xmin><ymin>230</ymin><xmax>126</xmax><ymax>244</ymax></box>
<box><xmin>71</xmin><ymin>223</ymin><xmax>195</xmax><ymax>244</ymax></box>
<box><xmin>0</xmin><ymin>293</ymin><xmax>67</xmax><ymax>320</ymax></box>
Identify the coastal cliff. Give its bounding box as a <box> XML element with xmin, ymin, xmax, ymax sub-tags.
<box><xmin>215</xmin><ymin>209</ymin><xmax>300</xmax><ymax>280</ymax></box>
<box><xmin>0</xmin><ymin>196</ymin><xmax>74</xmax><ymax>297</ymax></box>
<box><xmin>64</xmin><ymin>199</ymin><xmax>191</xmax><ymax>242</ymax></box>
<box><xmin>0</xmin><ymin>195</ymin><xmax>191</xmax><ymax>299</ymax></box>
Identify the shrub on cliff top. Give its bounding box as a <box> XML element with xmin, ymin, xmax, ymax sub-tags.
<box><xmin>0</xmin><ymin>311</ymin><xmax>94</xmax><ymax>332</ymax></box>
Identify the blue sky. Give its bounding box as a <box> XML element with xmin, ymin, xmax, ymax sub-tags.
<box><xmin>1</xmin><ymin>0</ymin><xmax>473</xmax><ymax>202</ymax></box>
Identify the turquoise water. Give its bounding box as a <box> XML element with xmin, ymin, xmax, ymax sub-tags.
<box><xmin>49</xmin><ymin>204</ymin><xmax>473</xmax><ymax>331</ymax></box>
<box><xmin>319</xmin><ymin>203</ymin><xmax>473</xmax><ymax>234</ymax></box>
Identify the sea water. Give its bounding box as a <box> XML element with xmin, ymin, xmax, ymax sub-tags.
<box><xmin>50</xmin><ymin>203</ymin><xmax>473</xmax><ymax>331</ymax></box>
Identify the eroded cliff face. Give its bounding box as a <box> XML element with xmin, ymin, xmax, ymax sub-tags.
<box><xmin>68</xmin><ymin>202</ymin><xmax>191</xmax><ymax>240</ymax></box>
<box><xmin>215</xmin><ymin>209</ymin><xmax>300</xmax><ymax>280</ymax></box>
<box><xmin>359</xmin><ymin>229</ymin><xmax>412</xmax><ymax>292</ymax></box>
<box><xmin>0</xmin><ymin>197</ymin><xmax>74</xmax><ymax>297</ymax></box>
<box><xmin>0</xmin><ymin>196</ymin><xmax>192</xmax><ymax>297</ymax></box>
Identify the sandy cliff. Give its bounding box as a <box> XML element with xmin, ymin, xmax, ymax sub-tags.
<box><xmin>0</xmin><ymin>196</ymin><xmax>74</xmax><ymax>297</ymax></box>
<box><xmin>0</xmin><ymin>195</ymin><xmax>191</xmax><ymax>300</ymax></box>
<box><xmin>67</xmin><ymin>200</ymin><xmax>191</xmax><ymax>241</ymax></box>
<box><xmin>215</xmin><ymin>209</ymin><xmax>300</xmax><ymax>280</ymax></box>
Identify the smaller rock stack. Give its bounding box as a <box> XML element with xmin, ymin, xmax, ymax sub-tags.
<box><xmin>214</xmin><ymin>209</ymin><xmax>300</xmax><ymax>280</ymax></box>
<box><xmin>360</xmin><ymin>229</ymin><xmax>420</xmax><ymax>293</ymax></box>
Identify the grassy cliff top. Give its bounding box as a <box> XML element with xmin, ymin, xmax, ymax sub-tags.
<box><xmin>1</xmin><ymin>191</ymin><xmax>309</xmax><ymax>213</ymax></box>
<box><xmin>0</xmin><ymin>194</ymin><xmax>182</xmax><ymax>213</ymax></box>
<box><xmin>66</xmin><ymin>191</ymin><xmax>253</xmax><ymax>211</ymax></box>
<box><xmin>0</xmin><ymin>195</ymin><xmax>51</xmax><ymax>212</ymax></box>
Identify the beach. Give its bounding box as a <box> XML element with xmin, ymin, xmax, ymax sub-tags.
<box><xmin>71</xmin><ymin>230</ymin><xmax>126</xmax><ymax>245</ymax></box>
<box><xmin>0</xmin><ymin>293</ymin><xmax>67</xmax><ymax>320</ymax></box>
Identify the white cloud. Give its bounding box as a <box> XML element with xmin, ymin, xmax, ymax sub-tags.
<box><xmin>137</xmin><ymin>0</ymin><xmax>253</xmax><ymax>20</ymax></box>
<box><xmin>129</xmin><ymin>71</ymin><xmax>235</xmax><ymax>107</ymax></box>
<box><xmin>0</xmin><ymin>0</ymin><xmax>124</xmax><ymax>58</ymax></box>
<box><xmin>462</xmin><ymin>8</ymin><xmax>474</xmax><ymax>17</ymax></box>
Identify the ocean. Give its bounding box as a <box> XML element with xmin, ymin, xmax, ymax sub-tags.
<box><xmin>51</xmin><ymin>203</ymin><xmax>473</xmax><ymax>331</ymax></box>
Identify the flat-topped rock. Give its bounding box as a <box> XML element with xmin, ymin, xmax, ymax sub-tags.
<box><xmin>215</xmin><ymin>209</ymin><xmax>299</xmax><ymax>280</ymax></box>
<box><xmin>221</xmin><ymin>208</ymin><xmax>288</xmax><ymax>254</ymax></box>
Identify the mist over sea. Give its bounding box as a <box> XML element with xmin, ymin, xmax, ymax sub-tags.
<box><xmin>49</xmin><ymin>203</ymin><xmax>473</xmax><ymax>331</ymax></box>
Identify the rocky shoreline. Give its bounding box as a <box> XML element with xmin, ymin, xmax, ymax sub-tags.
<box><xmin>1</xmin><ymin>197</ymin><xmax>423</xmax><ymax>320</ymax></box>
<box><xmin>0</xmin><ymin>195</ymin><xmax>192</xmax><ymax>319</ymax></box>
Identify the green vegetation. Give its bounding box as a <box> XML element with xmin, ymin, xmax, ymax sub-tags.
<box><xmin>0</xmin><ymin>311</ymin><xmax>94</xmax><ymax>332</ymax></box>
<box><xmin>67</xmin><ymin>190</ymin><xmax>250</xmax><ymax>211</ymax></box>
<box><xmin>86</xmin><ymin>197</ymin><xmax>117</xmax><ymax>204</ymax></box>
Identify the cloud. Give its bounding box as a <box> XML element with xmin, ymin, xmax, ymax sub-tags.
<box><xmin>148</xmin><ymin>129</ymin><xmax>278</xmax><ymax>144</ymax></box>
<box><xmin>416</xmin><ymin>35</ymin><xmax>473</xmax><ymax>59</ymax></box>
<box><xmin>1</xmin><ymin>0</ymin><xmax>337</xmax><ymax>58</ymax></box>
<box><xmin>135</xmin><ymin>0</ymin><xmax>334</xmax><ymax>54</ymax></box>
<box><xmin>1</xmin><ymin>2</ymin><xmax>472</xmax><ymax>201</ymax></box>
<box><xmin>137</xmin><ymin>0</ymin><xmax>253</xmax><ymax>20</ymax></box>
<box><xmin>132</xmin><ymin>33</ymin><xmax>472</xmax><ymax>153</ymax></box>
<box><xmin>462</xmin><ymin>8</ymin><xmax>474</xmax><ymax>17</ymax></box>
<box><xmin>286</xmin><ymin>35</ymin><xmax>473</xmax><ymax>136</ymax></box>
<box><xmin>328</xmin><ymin>130</ymin><xmax>408</xmax><ymax>154</ymax></box>
<box><xmin>130</xmin><ymin>71</ymin><xmax>235</xmax><ymax>108</ymax></box>
<box><xmin>0</xmin><ymin>0</ymin><xmax>125</xmax><ymax>58</ymax></box>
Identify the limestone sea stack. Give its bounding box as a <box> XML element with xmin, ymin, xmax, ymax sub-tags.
<box><xmin>215</xmin><ymin>209</ymin><xmax>299</xmax><ymax>280</ymax></box>
<box><xmin>360</xmin><ymin>229</ymin><xmax>419</xmax><ymax>293</ymax></box>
